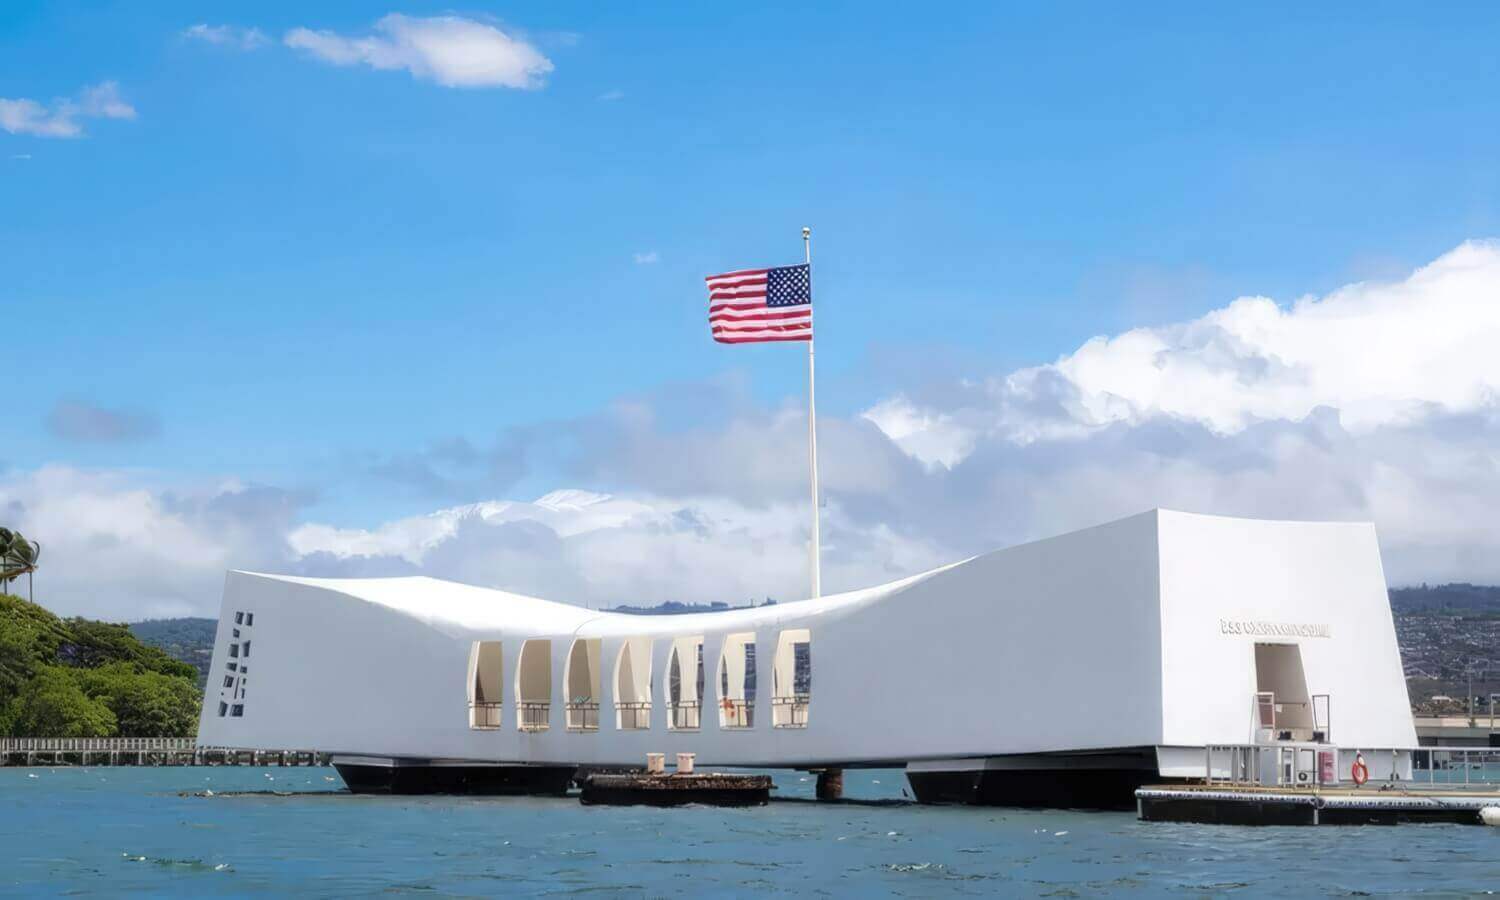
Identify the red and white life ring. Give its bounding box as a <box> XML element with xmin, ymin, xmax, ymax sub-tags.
<box><xmin>1350</xmin><ymin>753</ymin><xmax>1370</xmax><ymax>786</ymax></box>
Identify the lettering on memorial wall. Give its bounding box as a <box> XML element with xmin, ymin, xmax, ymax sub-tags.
<box><xmin>1218</xmin><ymin>619</ymin><xmax>1331</xmax><ymax>638</ymax></box>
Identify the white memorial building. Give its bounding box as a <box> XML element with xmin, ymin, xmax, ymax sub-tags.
<box><xmin>196</xmin><ymin>509</ymin><xmax>1416</xmax><ymax>805</ymax></box>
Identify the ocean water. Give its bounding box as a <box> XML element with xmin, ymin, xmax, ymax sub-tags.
<box><xmin>2</xmin><ymin>767</ymin><xmax>1497</xmax><ymax>897</ymax></box>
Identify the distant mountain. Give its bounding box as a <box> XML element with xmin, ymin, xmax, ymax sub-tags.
<box><xmin>1389</xmin><ymin>583</ymin><xmax>1500</xmax><ymax>616</ymax></box>
<box><xmin>610</xmin><ymin>599</ymin><xmax>776</xmax><ymax>615</ymax></box>
<box><xmin>129</xmin><ymin>617</ymin><xmax>217</xmax><ymax>688</ymax></box>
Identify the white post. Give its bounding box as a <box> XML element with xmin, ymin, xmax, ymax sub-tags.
<box><xmin>803</xmin><ymin>226</ymin><xmax>821</xmax><ymax>599</ymax></box>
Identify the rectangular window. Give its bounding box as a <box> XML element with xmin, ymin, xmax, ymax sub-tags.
<box><xmin>229</xmin><ymin>643</ymin><xmax>239</xmax><ymax>658</ymax></box>
<box><xmin>242</xmin><ymin>641</ymin><xmax>250</xmax><ymax>658</ymax></box>
<box><xmin>230</xmin><ymin>704</ymin><xmax>244</xmax><ymax>717</ymax></box>
<box><xmin>232</xmin><ymin>628</ymin><xmax>240</xmax><ymax>638</ymax></box>
<box><xmin>235</xmin><ymin>612</ymin><xmax>244</xmax><ymax>625</ymax></box>
<box><xmin>223</xmin><ymin>675</ymin><xmax>235</xmax><ymax>688</ymax></box>
<box><xmin>227</xmin><ymin>662</ymin><xmax>237</xmax><ymax>672</ymax></box>
<box><xmin>218</xmin><ymin>701</ymin><xmax>228</xmax><ymax>717</ymax></box>
<box><xmin>245</xmin><ymin>613</ymin><xmax>254</xmax><ymax>627</ymax></box>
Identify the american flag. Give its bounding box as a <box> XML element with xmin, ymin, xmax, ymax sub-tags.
<box><xmin>705</xmin><ymin>263</ymin><xmax>813</xmax><ymax>344</ymax></box>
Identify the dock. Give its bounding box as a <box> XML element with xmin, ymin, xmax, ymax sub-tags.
<box><xmin>1137</xmin><ymin>744</ymin><xmax>1500</xmax><ymax>825</ymax></box>
<box><xmin>579</xmin><ymin>771</ymin><xmax>773</xmax><ymax>806</ymax></box>
<box><xmin>1</xmin><ymin>738</ymin><xmax>329</xmax><ymax>768</ymax></box>
<box><xmin>1137</xmin><ymin>784</ymin><xmax>1500</xmax><ymax>825</ymax></box>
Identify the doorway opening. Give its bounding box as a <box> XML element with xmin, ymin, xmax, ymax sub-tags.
<box><xmin>515</xmin><ymin>639</ymin><xmax>552</xmax><ymax>732</ymax></box>
<box><xmin>564</xmin><ymin>638</ymin><xmax>601</xmax><ymax>731</ymax></box>
<box><xmin>1253</xmin><ymin>642</ymin><xmax>1318</xmax><ymax>741</ymax></box>
<box><xmin>666</xmin><ymin>636</ymin><xmax>705</xmax><ymax>730</ymax></box>
<box><xmin>467</xmin><ymin>640</ymin><xmax>503</xmax><ymax>729</ymax></box>
<box><xmin>717</xmin><ymin>632</ymin><xmax>757</xmax><ymax>729</ymax></box>
<box><xmin>614</xmin><ymin>637</ymin><xmax>653</xmax><ymax>729</ymax></box>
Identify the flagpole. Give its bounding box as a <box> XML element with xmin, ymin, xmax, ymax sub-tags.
<box><xmin>804</xmin><ymin>226</ymin><xmax>822</xmax><ymax>599</ymax></box>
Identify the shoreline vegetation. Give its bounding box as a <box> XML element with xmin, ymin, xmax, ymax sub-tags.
<box><xmin>0</xmin><ymin>592</ymin><xmax>200</xmax><ymax>739</ymax></box>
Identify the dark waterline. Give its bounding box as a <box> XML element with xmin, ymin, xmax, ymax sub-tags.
<box><xmin>1</xmin><ymin>767</ymin><xmax>1496</xmax><ymax>896</ymax></box>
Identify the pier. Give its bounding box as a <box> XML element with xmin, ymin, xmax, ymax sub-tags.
<box><xmin>1137</xmin><ymin>745</ymin><xmax>1500</xmax><ymax>825</ymax></box>
<box><xmin>0</xmin><ymin>738</ymin><xmax>329</xmax><ymax>768</ymax></box>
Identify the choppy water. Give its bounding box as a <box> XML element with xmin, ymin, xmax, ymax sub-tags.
<box><xmin>2</xmin><ymin>767</ymin><xmax>1497</xmax><ymax>896</ymax></box>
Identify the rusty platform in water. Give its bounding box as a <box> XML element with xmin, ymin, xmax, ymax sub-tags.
<box><xmin>579</xmin><ymin>772</ymin><xmax>773</xmax><ymax>807</ymax></box>
<box><xmin>1137</xmin><ymin>783</ymin><xmax>1500</xmax><ymax>826</ymax></box>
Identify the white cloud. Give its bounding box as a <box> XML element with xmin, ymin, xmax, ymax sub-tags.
<box><xmin>868</xmin><ymin>241</ymin><xmax>1500</xmax><ymax>454</ymax></box>
<box><xmin>0</xmin><ymin>81</ymin><xmax>136</xmax><ymax>139</ymax></box>
<box><xmin>183</xmin><ymin>23</ymin><xmax>270</xmax><ymax>50</ymax></box>
<box><xmin>599</xmin><ymin>89</ymin><xmax>625</xmax><ymax>102</ymax></box>
<box><xmin>0</xmin><ymin>467</ymin><xmax>305</xmax><ymax>619</ymax></box>
<box><xmin>633</xmin><ymin>251</ymin><xmax>659</xmax><ymax>265</ymax></box>
<box><xmin>861</xmin><ymin>397</ymin><xmax>975</xmax><ymax>469</ymax></box>
<box><xmin>284</xmin><ymin>14</ymin><xmax>553</xmax><ymax>89</ymax></box>
<box><xmin>16</xmin><ymin>241</ymin><xmax>1500</xmax><ymax>620</ymax></box>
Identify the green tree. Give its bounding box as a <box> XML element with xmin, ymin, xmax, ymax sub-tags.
<box><xmin>78</xmin><ymin>663</ymin><xmax>200</xmax><ymax>737</ymax></box>
<box><xmin>0</xmin><ymin>528</ymin><xmax>40</xmax><ymax>603</ymax></box>
<box><xmin>9</xmin><ymin>667</ymin><xmax>117</xmax><ymax>737</ymax></box>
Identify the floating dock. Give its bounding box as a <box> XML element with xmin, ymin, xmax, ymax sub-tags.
<box><xmin>1137</xmin><ymin>784</ymin><xmax>1500</xmax><ymax>825</ymax></box>
<box><xmin>579</xmin><ymin>772</ymin><xmax>773</xmax><ymax>806</ymax></box>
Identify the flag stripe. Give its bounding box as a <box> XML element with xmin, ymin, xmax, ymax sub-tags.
<box><xmin>705</xmin><ymin>263</ymin><xmax>812</xmax><ymax>345</ymax></box>
<box><xmin>714</xmin><ymin>333</ymin><xmax>811</xmax><ymax>343</ymax></box>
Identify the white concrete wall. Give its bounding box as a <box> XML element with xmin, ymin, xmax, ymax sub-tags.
<box><xmin>1156</xmin><ymin>511</ymin><xmax>1416</xmax><ymax>749</ymax></box>
<box><xmin>198</xmin><ymin>509</ymin><xmax>1415</xmax><ymax>768</ymax></box>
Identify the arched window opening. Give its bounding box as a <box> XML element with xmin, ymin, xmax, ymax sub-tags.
<box><xmin>515</xmin><ymin>639</ymin><xmax>552</xmax><ymax>732</ymax></box>
<box><xmin>772</xmin><ymin>628</ymin><xmax>811</xmax><ymax>728</ymax></box>
<box><xmin>468</xmin><ymin>641</ymin><xmax>503</xmax><ymax>729</ymax></box>
<box><xmin>565</xmin><ymin>638</ymin><xmax>602</xmax><ymax>731</ymax></box>
<box><xmin>716</xmin><ymin>632</ymin><xmax>757</xmax><ymax>729</ymax></box>
<box><xmin>614</xmin><ymin>637</ymin><xmax>653</xmax><ymax>729</ymax></box>
<box><xmin>666</xmin><ymin>636</ymin><xmax>705</xmax><ymax>730</ymax></box>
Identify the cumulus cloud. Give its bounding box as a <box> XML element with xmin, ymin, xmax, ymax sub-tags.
<box><xmin>880</xmin><ymin>241</ymin><xmax>1500</xmax><ymax>450</ymax></box>
<box><xmin>284</xmin><ymin>14</ymin><xmax>553</xmax><ymax>89</ymax></box>
<box><xmin>183</xmin><ymin>23</ymin><xmax>270</xmax><ymax>50</ymax></box>
<box><xmin>0</xmin><ymin>467</ymin><xmax>309</xmax><ymax>620</ymax></box>
<box><xmin>46</xmin><ymin>400</ymin><xmax>161</xmax><ymax>443</ymax></box>
<box><xmin>15</xmin><ymin>241</ymin><xmax>1500</xmax><ymax>619</ymax></box>
<box><xmin>0</xmin><ymin>81</ymin><xmax>136</xmax><ymax>138</ymax></box>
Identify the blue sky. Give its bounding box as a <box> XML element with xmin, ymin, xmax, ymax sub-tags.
<box><xmin>5</xmin><ymin>3</ymin><xmax>1500</xmax><ymax>616</ymax></box>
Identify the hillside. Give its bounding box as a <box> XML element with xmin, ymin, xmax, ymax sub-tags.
<box><xmin>129</xmin><ymin>617</ymin><xmax>217</xmax><ymax>687</ymax></box>
<box><xmin>0</xmin><ymin>593</ymin><xmax>202</xmax><ymax>738</ymax></box>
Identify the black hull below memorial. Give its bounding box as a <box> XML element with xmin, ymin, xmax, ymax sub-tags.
<box><xmin>906</xmin><ymin>752</ymin><xmax>1165</xmax><ymax>810</ymax></box>
<box><xmin>333</xmin><ymin>758</ymin><xmax>576</xmax><ymax>795</ymax></box>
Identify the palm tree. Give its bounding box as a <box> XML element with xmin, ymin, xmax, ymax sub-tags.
<box><xmin>0</xmin><ymin>528</ymin><xmax>40</xmax><ymax>602</ymax></box>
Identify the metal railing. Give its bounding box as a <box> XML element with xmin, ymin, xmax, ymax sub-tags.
<box><xmin>772</xmin><ymin>694</ymin><xmax>810</xmax><ymax>728</ymax></box>
<box><xmin>1202</xmin><ymin>744</ymin><xmax>1500</xmax><ymax>790</ymax></box>
<box><xmin>468</xmin><ymin>701</ymin><xmax>502</xmax><ymax>729</ymax></box>
<box><xmin>616</xmin><ymin>701</ymin><xmax>651</xmax><ymax>730</ymax></box>
<box><xmin>719</xmin><ymin>698</ymin><xmax>754</xmax><ymax>729</ymax></box>
<box><xmin>0</xmin><ymin>737</ymin><xmax>197</xmax><ymax>752</ymax></box>
<box><xmin>516</xmin><ymin>701</ymin><xmax>550</xmax><ymax>732</ymax></box>
<box><xmin>565</xmin><ymin>701</ymin><xmax>600</xmax><ymax>732</ymax></box>
<box><xmin>668</xmin><ymin>701</ymin><xmax>701</xmax><ymax>731</ymax></box>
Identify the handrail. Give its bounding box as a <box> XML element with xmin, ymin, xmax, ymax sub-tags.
<box><xmin>565</xmin><ymin>701</ymin><xmax>600</xmax><ymax>732</ymax></box>
<box><xmin>516</xmin><ymin>701</ymin><xmax>550</xmax><ymax>732</ymax></box>
<box><xmin>668</xmin><ymin>700</ymin><xmax>701</xmax><ymax>730</ymax></box>
<box><xmin>772</xmin><ymin>694</ymin><xmax>810</xmax><ymax>729</ymax></box>
<box><xmin>1201</xmin><ymin>743</ymin><xmax>1499</xmax><ymax>790</ymax></box>
<box><xmin>616</xmin><ymin>700</ymin><xmax>651</xmax><ymax>730</ymax></box>
<box><xmin>0</xmin><ymin>737</ymin><xmax>198</xmax><ymax>752</ymax></box>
